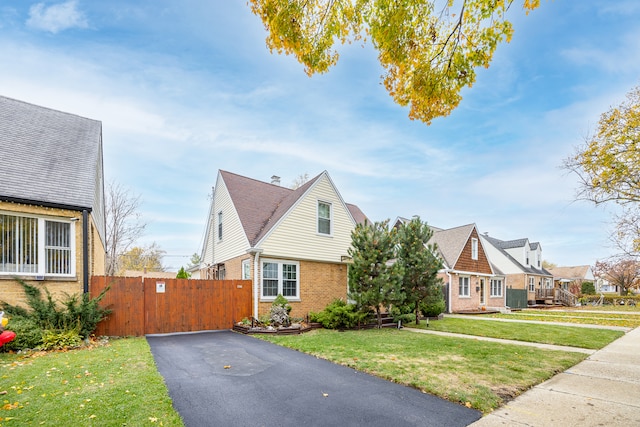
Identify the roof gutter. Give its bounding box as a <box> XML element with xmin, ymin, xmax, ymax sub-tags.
<box><xmin>0</xmin><ymin>195</ymin><xmax>92</xmax><ymax>213</ymax></box>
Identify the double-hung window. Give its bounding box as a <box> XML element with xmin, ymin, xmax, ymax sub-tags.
<box><xmin>490</xmin><ymin>278</ymin><xmax>503</xmax><ymax>297</ymax></box>
<box><xmin>0</xmin><ymin>213</ymin><xmax>75</xmax><ymax>277</ymax></box>
<box><xmin>459</xmin><ymin>276</ymin><xmax>470</xmax><ymax>297</ymax></box>
<box><xmin>528</xmin><ymin>277</ymin><xmax>535</xmax><ymax>292</ymax></box>
<box><xmin>317</xmin><ymin>201</ymin><xmax>331</xmax><ymax>235</ymax></box>
<box><xmin>261</xmin><ymin>259</ymin><xmax>299</xmax><ymax>299</ymax></box>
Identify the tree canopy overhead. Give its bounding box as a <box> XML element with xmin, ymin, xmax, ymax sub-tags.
<box><xmin>249</xmin><ymin>0</ymin><xmax>540</xmax><ymax>124</ymax></box>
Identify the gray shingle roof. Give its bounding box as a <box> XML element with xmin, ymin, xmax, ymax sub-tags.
<box><xmin>429</xmin><ymin>223</ymin><xmax>475</xmax><ymax>268</ymax></box>
<box><xmin>0</xmin><ymin>96</ymin><xmax>103</xmax><ymax>212</ymax></box>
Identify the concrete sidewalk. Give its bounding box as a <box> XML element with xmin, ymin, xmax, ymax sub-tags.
<box><xmin>469</xmin><ymin>326</ymin><xmax>640</xmax><ymax>426</ymax></box>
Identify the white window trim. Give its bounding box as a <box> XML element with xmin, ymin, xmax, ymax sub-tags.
<box><xmin>316</xmin><ymin>200</ymin><xmax>333</xmax><ymax>236</ymax></box>
<box><xmin>490</xmin><ymin>278</ymin><xmax>503</xmax><ymax>297</ymax></box>
<box><xmin>471</xmin><ymin>238</ymin><xmax>478</xmax><ymax>260</ymax></box>
<box><xmin>0</xmin><ymin>211</ymin><xmax>76</xmax><ymax>278</ymax></box>
<box><xmin>458</xmin><ymin>275</ymin><xmax>470</xmax><ymax>298</ymax></box>
<box><xmin>528</xmin><ymin>277</ymin><xmax>535</xmax><ymax>292</ymax></box>
<box><xmin>217</xmin><ymin>211</ymin><xmax>223</xmax><ymax>241</ymax></box>
<box><xmin>260</xmin><ymin>258</ymin><xmax>300</xmax><ymax>301</ymax></box>
<box><xmin>242</xmin><ymin>259</ymin><xmax>251</xmax><ymax>280</ymax></box>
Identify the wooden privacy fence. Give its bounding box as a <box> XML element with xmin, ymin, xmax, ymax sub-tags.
<box><xmin>90</xmin><ymin>276</ymin><xmax>252</xmax><ymax>336</ymax></box>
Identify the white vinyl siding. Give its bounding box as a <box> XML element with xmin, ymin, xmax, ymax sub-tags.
<box><xmin>207</xmin><ymin>176</ymin><xmax>250</xmax><ymax>265</ymax></box>
<box><xmin>259</xmin><ymin>174</ymin><xmax>355</xmax><ymax>263</ymax></box>
<box><xmin>0</xmin><ymin>212</ymin><xmax>75</xmax><ymax>277</ymax></box>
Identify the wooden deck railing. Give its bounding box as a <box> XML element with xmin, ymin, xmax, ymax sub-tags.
<box><xmin>534</xmin><ymin>288</ymin><xmax>577</xmax><ymax>307</ymax></box>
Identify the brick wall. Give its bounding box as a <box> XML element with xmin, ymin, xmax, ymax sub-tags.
<box><xmin>257</xmin><ymin>260</ymin><xmax>348</xmax><ymax>318</ymax></box>
<box><xmin>0</xmin><ymin>201</ymin><xmax>105</xmax><ymax>307</ymax></box>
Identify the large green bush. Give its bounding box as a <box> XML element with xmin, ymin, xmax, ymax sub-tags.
<box><xmin>0</xmin><ymin>279</ymin><xmax>111</xmax><ymax>351</ymax></box>
<box><xmin>419</xmin><ymin>291</ymin><xmax>446</xmax><ymax>317</ymax></box>
<box><xmin>314</xmin><ymin>299</ymin><xmax>371</xmax><ymax>329</ymax></box>
<box><xmin>1</xmin><ymin>316</ymin><xmax>44</xmax><ymax>351</ymax></box>
<box><xmin>581</xmin><ymin>281</ymin><xmax>595</xmax><ymax>295</ymax></box>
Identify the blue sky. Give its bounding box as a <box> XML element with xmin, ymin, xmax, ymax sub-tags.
<box><xmin>1</xmin><ymin>1</ymin><xmax>639</xmax><ymax>270</ymax></box>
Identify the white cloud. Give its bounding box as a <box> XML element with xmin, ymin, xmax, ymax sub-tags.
<box><xmin>27</xmin><ymin>0</ymin><xmax>88</xmax><ymax>34</ymax></box>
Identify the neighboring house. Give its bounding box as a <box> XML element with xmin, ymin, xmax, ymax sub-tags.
<box><xmin>393</xmin><ymin>219</ymin><xmax>506</xmax><ymax>313</ymax></box>
<box><xmin>594</xmin><ymin>276</ymin><xmax>618</xmax><ymax>294</ymax></box>
<box><xmin>0</xmin><ymin>96</ymin><xmax>106</xmax><ymax>306</ymax></box>
<box><xmin>199</xmin><ymin>170</ymin><xmax>366</xmax><ymax>318</ymax></box>
<box><xmin>547</xmin><ymin>265</ymin><xmax>595</xmax><ymax>294</ymax></box>
<box><xmin>481</xmin><ymin>233</ymin><xmax>554</xmax><ymax>304</ymax></box>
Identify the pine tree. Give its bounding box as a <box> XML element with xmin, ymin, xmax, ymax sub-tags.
<box><xmin>348</xmin><ymin>220</ymin><xmax>403</xmax><ymax>328</ymax></box>
<box><xmin>396</xmin><ymin>217</ymin><xmax>444</xmax><ymax>324</ymax></box>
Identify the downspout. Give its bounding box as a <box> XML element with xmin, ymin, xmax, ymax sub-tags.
<box><xmin>446</xmin><ymin>269</ymin><xmax>453</xmax><ymax>314</ymax></box>
<box><xmin>82</xmin><ymin>209</ymin><xmax>89</xmax><ymax>294</ymax></box>
<box><xmin>248</xmin><ymin>248</ymin><xmax>263</xmax><ymax>319</ymax></box>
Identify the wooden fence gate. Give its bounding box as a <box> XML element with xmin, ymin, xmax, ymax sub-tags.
<box><xmin>90</xmin><ymin>276</ymin><xmax>252</xmax><ymax>336</ymax></box>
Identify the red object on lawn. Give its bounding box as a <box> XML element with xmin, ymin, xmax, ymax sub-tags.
<box><xmin>0</xmin><ymin>330</ymin><xmax>16</xmax><ymax>346</ymax></box>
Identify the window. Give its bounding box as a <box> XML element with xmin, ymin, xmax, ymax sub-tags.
<box><xmin>242</xmin><ymin>259</ymin><xmax>251</xmax><ymax>280</ymax></box>
<box><xmin>528</xmin><ymin>277</ymin><xmax>535</xmax><ymax>292</ymax></box>
<box><xmin>217</xmin><ymin>211</ymin><xmax>223</xmax><ymax>240</ymax></box>
<box><xmin>490</xmin><ymin>279</ymin><xmax>503</xmax><ymax>297</ymax></box>
<box><xmin>458</xmin><ymin>276</ymin><xmax>470</xmax><ymax>297</ymax></box>
<box><xmin>471</xmin><ymin>238</ymin><xmax>478</xmax><ymax>260</ymax></box>
<box><xmin>526</xmin><ymin>251</ymin><xmax>529</xmax><ymax>265</ymax></box>
<box><xmin>545</xmin><ymin>278</ymin><xmax>552</xmax><ymax>289</ymax></box>
<box><xmin>261</xmin><ymin>260</ymin><xmax>299</xmax><ymax>299</ymax></box>
<box><xmin>317</xmin><ymin>201</ymin><xmax>331</xmax><ymax>235</ymax></box>
<box><xmin>0</xmin><ymin>213</ymin><xmax>74</xmax><ymax>276</ymax></box>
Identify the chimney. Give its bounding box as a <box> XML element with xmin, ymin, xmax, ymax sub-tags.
<box><xmin>271</xmin><ymin>175</ymin><xmax>281</xmax><ymax>186</ymax></box>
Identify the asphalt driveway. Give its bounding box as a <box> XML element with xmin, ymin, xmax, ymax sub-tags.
<box><xmin>147</xmin><ymin>330</ymin><xmax>481</xmax><ymax>427</ymax></box>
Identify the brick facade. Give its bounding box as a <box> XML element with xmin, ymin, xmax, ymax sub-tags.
<box><xmin>0</xmin><ymin>201</ymin><xmax>105</xmax><ymax>307</ymax></box>
<box><xmin>253</xmin><ymin>259</ymin><xmax>347</xmax><ymax>318</ymax></box>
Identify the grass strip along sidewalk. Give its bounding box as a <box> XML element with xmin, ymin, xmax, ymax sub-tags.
<box><xmin>484</xmin><ymin>309</ymin><xmax>640</xmax><ymax>329</ymax></box>
<box><xmin>259</xmin><ymin>328</ymin><xmax>586</xmax><ymax>414</ymax></box>
<box><xmin>0</xmin><ymin>338</ymin><xmax>183</xmax><ymax>426</ymax></box>
<box><xmin>408</xmin><ymin>317</ymin><xmax>625</xmax><ymax>349</ymax></box>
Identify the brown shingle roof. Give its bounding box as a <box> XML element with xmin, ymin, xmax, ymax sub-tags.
<box><xmin>429</xmin><ymin>224</ymin><xmax>475</xmax><ymax>268</ymax></box>
<box><xmin>547</xmin><ymin>265</ymin><xmax>591</xmax><ymax>280</ymax></box>
<box><xmin>219</xmin><ymin>170</ymin><xmax>364</xmax><ymax>246</ymax></box>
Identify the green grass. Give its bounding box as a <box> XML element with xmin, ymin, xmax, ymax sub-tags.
<box><xmin>258</xmin><ymin>328</ymin><xmax>586</xmax><ymax>414</ymax></box>
<box><xmin>0</xmin><ymin>338</ymin><xmax>183</xmax><ymax>426</ymax></box>
<box><xmin>485</xmin><ymin>309</ymin><xmax>640</xmax><ymax>328</ymax></box>
<box><xmin>408</xmin><ymin>317</ymin><xmax>624</xmax><ymax>349</ymax></box>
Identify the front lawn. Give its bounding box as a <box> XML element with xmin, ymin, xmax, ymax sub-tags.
<box><xmin>409</xmin><ymin>317</ymin><xmax>624</xmax><ymax>349</ymax></box>
<box><xmin>485</xmin><ymin>309</ymin><xmax>640</xmax><ymax>328</ymax></box>
<box><xmin>258</xmin><ymin>328</ymin><xmax>586</xmax><ymax>414</ymax></box>
<box><xmin>0</xmin><ymin>338</ymin><xmax>183</xmax><ymax>426</ymax></box>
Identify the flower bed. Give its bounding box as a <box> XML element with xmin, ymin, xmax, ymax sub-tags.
<box><xmin>232</xmin><ymin>321</ymin><xmax>322</xmax><ymax>335</ymax></box>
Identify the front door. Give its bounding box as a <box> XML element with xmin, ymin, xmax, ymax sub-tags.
<box><xmin>480</xmin><ymin>278</ymin><xmax>486</xmax><ymax>305</ymax></box>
